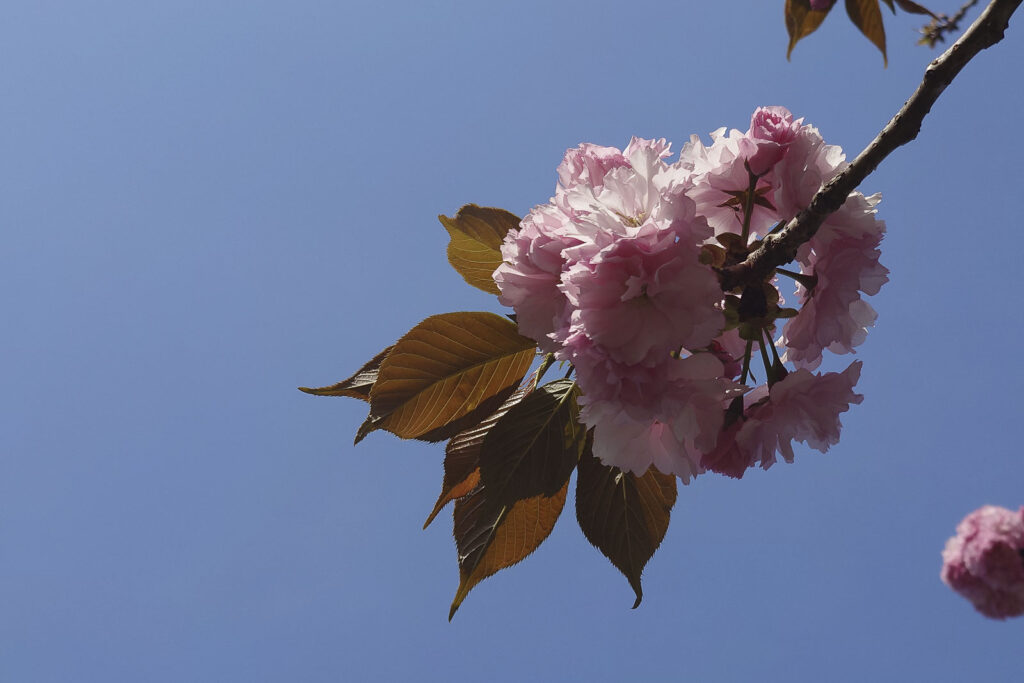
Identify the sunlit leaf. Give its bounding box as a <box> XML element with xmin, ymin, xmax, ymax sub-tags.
<box><xmin>575</xmin><ymin>440</ymin><xmax>677</xmax><ymax>609</ymax></box>
<box><xmin>846</xmin><ymin>0</ymin><xmax>888</xmax><ymax>65</ymax></box>
<box><xmin>448</xmin><ymin>480</ymin><xmax>568</xmax><ymax>620</ymax></box>
<box><xmin>423</xmin><ymin>369</ymin><xmax>541</xmax><ymax>529</ymax></box>
<box><xmin>439</xmin><ymin>205</ymin><xmax>521</xmax><ymax>295</ymax></box>
<box><xmin>357</xmin><ymin>312</ymin><xmax>536</xmax><ymax>443</ymax></box>
<box><xmin>478</xmin><ymin>379</ymin><xmax>584</xmax><ymax>509</ymax></box>
<box><xmin>412</xmin><ymin>383</ymin><xmax>519</xmax><ymax>444</ymax></box>
<box><xmin>298</xmin><ymin>346</ymin><xmax>393</xmax><ymax>401</ymax></box>
<box><xmin>785</xmin><ymin>0</ymin><xmax>834</xmax><ymax>60</ymax></box>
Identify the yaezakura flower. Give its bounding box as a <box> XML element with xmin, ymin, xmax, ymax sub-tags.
<box><xmin>941</xmin><ymin>505</ymin><xmax>1024</xmax><ymax>619</ymax></box>
<box><xmin>562</xmin><ymin>226</ymin><xmax>723</xmax><ymax>366</ymax></box>
<box><xmin>493</xmin><ymin>203</ymin><xmax>581</xmax><ymax>353</ymax></box>
<box><xmin>684</xmin><ymin>108</ymin><xmax>888</xmax><ymax>367</ymax></box>
<box><xmin>701</xmin><ymin>361</ymin><xmax>864</xmax><ymax>478</ymax></box>
<box><xmin>494</xmin><ymin>108</ymin><xmax>885</xmax><ymax>479</ymax></box>
<box><xmin>569</xmin><ymin>343</ymin><xmax>742</xmax><ymax>480</ymax></box>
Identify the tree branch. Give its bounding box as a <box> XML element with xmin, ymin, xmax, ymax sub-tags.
<box><xmin>719</xmin><ymin>0</ymin><xmax>1022</xmax><ymax>292</ymax></box>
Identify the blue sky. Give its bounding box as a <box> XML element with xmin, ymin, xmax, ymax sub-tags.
<box><xmin>3</xmin><ymin>1</ymin><xmax>1023</xmax><ymax>681</ymax></box>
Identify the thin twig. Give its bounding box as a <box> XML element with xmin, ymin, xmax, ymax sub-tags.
<box><xmin>921</xmin><ymin>0</ymin><xmax>982</xmax><ymax>47</ymax></box>
<box><xmin>719</xmin><ymin>0</ymin><xmax>1022</xmax><ymax>292</ymax></box>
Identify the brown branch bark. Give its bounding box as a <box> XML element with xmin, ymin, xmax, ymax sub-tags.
<box><xmin>719</xmin><ymin>0</ymin><xmax>1022</xmax><ymax>292</ymax></box>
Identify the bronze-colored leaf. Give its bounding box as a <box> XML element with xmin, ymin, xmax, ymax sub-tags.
<box><xmin>298</xmin><ymin>346</ymin><xmax>394</xmax><ymax>401</ymax></box>
<box><xmin>413</xmin><ymin>383</ymin><xmax>518</xmax><ymax>444</ymax></box>
<box><xmin>423</xmin><ymin>369</ymin><xmax>541</xmax><ymax>529</ymax></box>
<box><xmin>478</xmin><ymin>379</ymin><xmax>584</xmax><ymax>509</ymax></box>
<box><xmin>846</xmin><ymin>0</ymin><xmax>888</xmax><ymax>65</ymax></box>
<box><xmin>893</xmin><ymin>0</ymin><xmax>936</xmax><ymax>17</ymax></box>
<box><xmin>575</xmin><ymin>439</ymin><xmax>677</xmax><ymax>609</ymax></box>
<box><xmin>358</xmin><ymin>312</ymin><xmax>536</xmax><ymax>443</ymax></box>
<box><xmin>439</xmin><ymin>205</ymin><xmax>521</xmax><ymax>295</ymax></box>
<box><xmin>448</xmin><ymin>480</ymin><xmax>568</xmax><ymax>620</ymax></box>
<box><xmin>785</xmin><ymin>0</ymin><xmax>833</xmax><ymax>60</ymax></box>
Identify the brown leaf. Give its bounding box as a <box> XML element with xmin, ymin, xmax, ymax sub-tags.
<box><xmin>893</xmin><ymin>0</ymin><xmax>937</xmax><ymax>17</ymax></box>
<box><xmin>785</xmin><ymin>0</ymin><xmax>833</xmax><ymax>60</ymax></box>
<box><xmin>846</xmin><ymin>0</ymin><xmax>888</xmax><ymax>65</ymax></box>
<box><xmin>478</xmin><ymin>379</ymin><xmax>583</xmax><ymax>509</ymax></box>
<box><xmin>439</xmin><ymin>205</ymin><xmax>521</xmax><ymax>296</ymax></box>
<box><xmin>423</xmin><ymin>369</ymin><xmax>541</xmax><ymax>529</ymax></box>
<box><xmin>575</xmin><ymin>439</ymin><xmax>677</xmax><ymax>608</ymax></box>
<box><xmin>412</xmin><ymin>384</ymin><xmax>518</xmax><ymax>443</ymax></box>
<box><xmin>298</xmin><ymin>346</ymin><xmax>394</xmax><ymax>401</ymax></box>
<box><xmin>358</xmin><ymin>312</ymin><xmax>536</xmax><ymax>443</ymax></box>
<box><xmin>448</xmin><ymin>480</ymin><xmax>568</xmax><ymax>620</ymax></box>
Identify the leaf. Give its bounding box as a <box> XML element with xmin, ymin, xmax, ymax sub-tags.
<box><xmin>575</xmin><ymin>439</ymin><xmax>677</xmax><ymax>609</ymax></box>
<box><xmin>412</xmin><ymin>383</ymin><xmax>519</xmax><ymax>443</ymax></box>
<box><xmin>358</xmin><ymin>312</ymin><xmax>536</xmax><ymax>443</ymax></box>
<box><xmin>298</xmin><ymin>346</ymin><xmax>394</xmax><ymax>401</ymax></box>
<box><xmin>893</xmin><ymin>0</ymin><xmax>937</xmax><ymax>17</ymax></box>
<box><xmin>449</xmin><ymin>480</ymin><xmax>568</xmax><ymax>620</ymax></box>
<box><xmin>845</xmin><ymin>0</ymin><xmax>888</xmax><ymax>65</ymax></box>
<box><xmin>478</xmin><ymin>379</ymin><xmax>584</xmax><ymax>509</ymax></box>
<box><xmin>423</xmin><ymin>369</ymin><xmax>541</xmax><ymax>529</ymax></box>
<box><xmin>785</xmin><ymin>0</ymin><xmax>833</xmax><ymax>60</ymax></box>
<box><xmin>880</xmin><ymin>0</ymin><xmax>894</xmax><ymax>11</ymax></box>
<box><xmin>439</xmin><ymin>205</ymin><xmax>521</xmax><ymax>296</ymax></box>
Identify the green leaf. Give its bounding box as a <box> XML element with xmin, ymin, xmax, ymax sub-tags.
<box><xmin>298</xmin><ymin>346</ymin><xmax>394</xmax><ymax>401</ymax></box>
<box><xmin>845</xmin><ymin>0</ymin><xmax>888</xmax><ymax>65</ymax></box>
<box><xmin>785</xmin><ymin>0</ymin><xmax>834</xmax><ymax>60</ymax></box>
<box><xmin>358</xmin><ymin>312</ymin><xmax>536</xmax><ymax>443</ymax></box>
<box><xmin>575</xmin><ymin>439</ymin><xmax>677</xmax><ymax>609</ymax></box>
<box><xmin>478</xmin><ymin>379</ymin><xmax>584</xmax><ymax>509</ymax></box>
<box><xmin>439</xmin><ymin>205</ymin><xmax>521</xmax><ymax>295</ymax></box>
<box><xmin>423</xmin><ymin>369</ymin><xmax>541</xmax><ymax>529</ymax></box>
<box><xmin>448</xmin><ymin>480</ymin><xmax>568</xmax><ymax>620</ymax></box>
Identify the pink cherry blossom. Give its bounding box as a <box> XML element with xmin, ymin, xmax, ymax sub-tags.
<box><xmin>493</xmin><ymin>204</ymin><xmax>582</xmax><ymax>352</ymax></box>
<box><xmin>770</xmin><ymin>122</ymin><xmax>847</xmax><ymax>220</ymax></box>
<box><xmin>575</xmin><ymin>351</ymin><xmax>741</xmax><ymax>480</ymax></box>
<box><xmin>781</xmin><ymin>194</ymin><xmax>888</xmax><ymax>368</ymax></box>
<box><xmin>747</xmin><ymin>106</ymin><xmax>804</xmax><ymax>176</ymax></box>
<box><xmin>561</xmin><ymin>229</ymin><xmax>723</xmax><ymax>366</ymax></box>
<box><xmin>941</xmin><ymin>505</ymin><xmax>1024</xmax><ymax>619</ymax></box>
<box><xmin>679</xmin><ymin>127</ymin><xmax>780</xmax><ymax>238</ymax></box>
<box><xmin>708</xmin><ymin>328</ymin><xmax>746</xmax><ymax>380</ymax></box>
<box><xmin>702</xmin><ymin>361</ymin><xmax>863</xmax><ymax>477</ymax></box>
<box><xmin>557</xmin><ymin>143</ymin><xmax>630</xmax><ymax>192</ymax></box>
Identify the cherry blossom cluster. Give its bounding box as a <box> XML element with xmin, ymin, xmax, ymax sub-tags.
<box><xmin>493</xmin><ymin>107</ymin><xmax>887</xmax><ymax>481</ymax></box>
<box><xmin>941</xmin><ymin>505</ymin><xmax>1024</xmax><ymax>619</ymax></box>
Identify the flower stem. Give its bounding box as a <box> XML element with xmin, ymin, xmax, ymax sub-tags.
<box><xmin>758</xmin><ymin>330</ymin><xmax>774</xmax><ymax>384</ymax></box>
<box><xmin>738</xmin><ymin>170</ymin><xmax>759</xmax><ymax>246</ymax></box>
<box><xmin>535</xmin><ymin>353</ymin><xmax>556</xmax><ymax>387</ymax></box>
<box><xmin>739</xmin><ymin>339</ymin><xmax>754</xmax><ymax>384</ymax></box>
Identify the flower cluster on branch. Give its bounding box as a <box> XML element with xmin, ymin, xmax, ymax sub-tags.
<box><xmin>495</xmin><ymin>107</ymin><xmax>886</xmax><ymax>481</ymax></box>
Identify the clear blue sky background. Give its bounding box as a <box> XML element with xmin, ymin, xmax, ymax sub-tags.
<box><xmin>3</xmin><ymin>1</ymin><xmax>1023</xmax><ymax>681</ymax></box>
